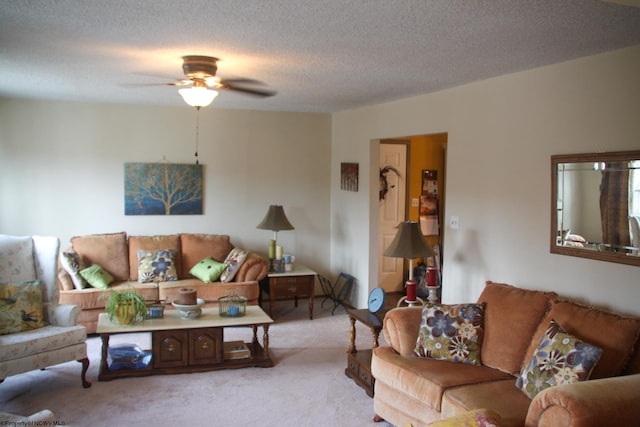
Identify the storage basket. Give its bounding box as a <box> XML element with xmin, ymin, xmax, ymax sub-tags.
<box><xmin>145</xmin><ymin>299</ymin><xmax>166</xmax><ymax>319</ymax></box>
<box><xmin>218</xmin><ymin>294</ymin><xmax>247</xmax><ymax>317</ymax></box>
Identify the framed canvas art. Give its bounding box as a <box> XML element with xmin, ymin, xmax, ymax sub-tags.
<box><xmin>124</xmin><ymin>162</ymin><xmax>203</xmax><ymax>215</ymax></box>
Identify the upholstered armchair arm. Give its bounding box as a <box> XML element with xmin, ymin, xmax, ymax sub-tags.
<box><xmin>382</xmin><ymin>307</ymin><xmax>423</xmax><ymax>357</ymax></box>
<box><xmin>235</xmin><ymin>251</ymin><xmax>268</xmax><ymax>282</ymax></box>
<box><xmin>525</xmin><ymin>374</ymin><xmax>640</xmax><ymax>427</ymax></box>
<box><xmin>45</xmin><ymin>303</ymin><xmax>81</xmax><ymax>327</ymax></box>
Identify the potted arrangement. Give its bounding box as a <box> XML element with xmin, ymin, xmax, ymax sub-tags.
<box><xmin>102</xmin><ymin>286</ymin><xmax>147</xmax><ymax>325</ymax></box>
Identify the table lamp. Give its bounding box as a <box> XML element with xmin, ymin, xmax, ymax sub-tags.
<box><xmin>383</xmin><ymin>221</ymin><xmax>435</xmax><ymax>306</ymax></box>
<box><xmin>256</xmin><ymin>205</ymin><xmax>294</xmax><ymax>271</ymax></box>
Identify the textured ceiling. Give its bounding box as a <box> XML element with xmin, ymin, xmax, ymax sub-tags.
<box><xmin>1</xmin><ymin>0</ymin><xmax>640</xmax><ymax>113</ymax></box>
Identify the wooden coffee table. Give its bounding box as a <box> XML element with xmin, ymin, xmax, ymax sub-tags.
<box><xmin>96</xmin><ymin>305</ymin><xmax>274</xmax><ymax>381</ymax></box>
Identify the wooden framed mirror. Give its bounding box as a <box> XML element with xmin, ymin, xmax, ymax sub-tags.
<box><xmin>551</xmin><ymin>150</ymin><xmax>640</xmax><ymax>266</ymax></box>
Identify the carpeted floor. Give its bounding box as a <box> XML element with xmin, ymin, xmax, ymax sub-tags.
<box><xmin>0</xmin><ymin>301</ymin><xmax>393</xmax><ymax>426</ymax></box>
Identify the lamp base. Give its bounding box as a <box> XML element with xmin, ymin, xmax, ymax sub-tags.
<box><xmin>426</xmin><ymin>285</ymin><xmax>440</xmax><ymax>304</ymax></box>
<box><xmin>396</xmin><ymin>296</ymin><xmax>425</xmax><ymax>308</ymax></box>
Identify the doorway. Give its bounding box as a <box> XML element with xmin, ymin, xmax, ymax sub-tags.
<box><xmin>377</xmin><ymin>133</ymin><xmax>448</xmax><ymax>293</ymax></box>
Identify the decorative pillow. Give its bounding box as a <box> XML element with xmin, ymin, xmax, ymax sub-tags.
<box><xmin>220</xmin><ymin>248</ymin><xmax>248</xmax><ymax>283</ymax></box>
<box><xmin>516</xmin><ymin>319</ymin><xmax>603</xmax><ymax>399</ymax></box>
<box><xmin>189</xmin><ymin>257</ymin><xmax>227</xmax><ymax>283</ymax></box>
<box><xmin>60</xmin><ymin>250</ymin><xmax>87</xmax><ymax>289</ymax></box>
<box><xmin>137</xmin><ymin>249</ymin><xmax>178</xmax><ymax>283</ymax></box>
<box><xmin>0</xmin><ymin>280</ymin><xmax>46</xmax><ymax>335</ymax></box>
<box><xmin>414</xmin><ymin>302</ymin><xmax>486</xmax><ymax>365</ymax></box>
<box><xmin>80</xmin><ymin>264</ymin><xmax>114</xmax><ymax>289</ymax></box>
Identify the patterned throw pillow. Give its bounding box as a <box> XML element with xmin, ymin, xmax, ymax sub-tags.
<box><xmin>80</xmin><ymin>264</ymin><xmax>114</xmax><ymax>289</ymax></box>
<box><xmin>414</xmin><ymin>302</ymin><xmax>486</xmax><ymax>365</ymax></box>
<box><xmin>220</xmin><ymin>248</ymin><xmax>248</xmax><ymax>283</ymax></box>
<box><xmin>516</xmin><ymin>319</ymin><xmax>603</xmax><ymax>399</ymax></box>
<box><xmin>60</xmin><ymin>250</ymin><xmax>87</xmax><ymax>289</ymax></box>
<box><xmin>137</xmin><ymin>249</ymin><xmax>178</xmax><ymax>283</ymax></box>
<box><xmin>189</xmin><ymin>257</ymin><xmax>227</xmax><ymax>283</ymax></box>
<box><xmin>0</xmin><ymin>280</ymin><xmax>46</xmax><ymax>335</ymax></box>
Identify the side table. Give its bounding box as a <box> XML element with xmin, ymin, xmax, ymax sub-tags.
<box><xmin>345</xmin><ymin>307</ymin><xmax>387</xmax><ymax>397</ymax></box>
<box><xmin>261</xmin><ymin>265</ymin><xmax>316</xmax><ymax>319</ymax></box>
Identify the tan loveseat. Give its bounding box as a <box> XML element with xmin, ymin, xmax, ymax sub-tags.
<box><xmin>57</xmin><ymin>232</ymin><xmax>268</xmax><ymax>334</ymax></box>
<box><xmin>372</xmin><ymin>281</ymin><xmax>640</xmax><ymax>427</ymax></box>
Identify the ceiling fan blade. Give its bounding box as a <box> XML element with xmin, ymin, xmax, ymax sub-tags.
<box><xmin>220</xmin><ymin>83</ymin><xmax>276</xmax><ymax>97</ymax></box>
<box><xmin>219</xmin><ymin>77</ymin><xmax>267</xmax><ymax>86</ymax></box>
<box><xmin>120</xmin><ymin>80</ymin><xmax>193</xmax><ymax>88</ymax></box>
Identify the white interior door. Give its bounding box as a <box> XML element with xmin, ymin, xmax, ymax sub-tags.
<box><xmin>378</xmin><ymin>143</ymin><xmax>407</xmax><ymax>292</ymax></box>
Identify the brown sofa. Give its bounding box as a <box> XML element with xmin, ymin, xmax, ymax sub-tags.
<box><xmin>372</xmin><ymin>281</ymin><xmax>640</xmax><ymax>427</ymax></box>
<box><xmin>57</xmin><ymin>232</ymin><xmax>268</xmax><ymax>334</ymax></box>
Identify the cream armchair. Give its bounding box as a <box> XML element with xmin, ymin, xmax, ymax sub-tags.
<box><xmin>0</xmin><ymin>235</ymin><xmax>90</xmax><ymax>388</ymax></box>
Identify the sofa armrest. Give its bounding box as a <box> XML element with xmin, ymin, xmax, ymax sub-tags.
<box><xmin>235</xmin><ymin>251</ymin><xmax>268</xmax><ymax>282</ymax></box>
<box><xmin>382</xmin><ymin>306</ymin><xmax>423</xmax><ymax>357</ymax></box>
<box><xmin>525</xmin><ymin>374</ymin><xmax>640</xmax><ymax>427</ymax></box>
<box><xmin>45</xmin><ymin>303</ymin><xmax>81</xmax><ymax>327</ymax></box>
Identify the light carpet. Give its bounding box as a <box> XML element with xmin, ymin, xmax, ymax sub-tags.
<box><xmin>0</xmin><ymin>302</ymin><xmax>394</xmax><ymax>427</ymax></box>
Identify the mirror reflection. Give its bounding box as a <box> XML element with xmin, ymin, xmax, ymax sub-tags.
<box><xmin>551</xmin><ymin>151</ymin><xmax>640</xmax><ymax>266</ymax></box>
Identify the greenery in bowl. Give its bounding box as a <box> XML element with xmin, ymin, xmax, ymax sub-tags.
<box><xmin>102</xmin><ymin>286</ymin><xmax>147</xmax><ymax>325</ymax></box>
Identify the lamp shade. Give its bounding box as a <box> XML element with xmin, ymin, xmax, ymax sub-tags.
<box><xmin>256</xmin><ymin>205</ymin><xmax>295</xmax><ymax>231</ymax></box>
<box><xmin>179</xmin><ymin>87</ymin><xmax>219</xmax><ymax>108</ymax></box>
<box><xmin>383</xmin><ymin>221</ymin><xmax>435</xmax><ymax>259</ymax></box>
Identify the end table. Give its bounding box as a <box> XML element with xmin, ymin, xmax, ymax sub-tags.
<box><xmin>261</xmin><ymin>264</ymin><xmax>316</xmax><ymax>319</ymax></box>
<box><xmin>345</xmin><ymin>307</ymin><xmax>387</xmax><ymax>397</ymax></box>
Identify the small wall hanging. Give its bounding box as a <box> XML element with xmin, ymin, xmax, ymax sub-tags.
<box><xmin>341</xmin><ymin>162</ymin><xmax>359</xmax><ymax>192</ymax></box>
<box><xmin>124</xmin><ymin>162</ymin><xmax>203</xmax><ymax>215</ymax></box>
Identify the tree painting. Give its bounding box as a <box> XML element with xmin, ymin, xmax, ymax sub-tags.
<box><xmin>124</xmin><ymin>163</ymin><xmax>203</xmax><ymax>215</ymax></box>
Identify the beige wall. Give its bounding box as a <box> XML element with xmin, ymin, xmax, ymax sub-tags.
<box><xmin>332</xmin><ymin>45</ymin><xmax>640</xmax><ymax>315</ymax></box>
<box><xmin>0</xmin><ymin>100</ymin><xmax>332</xmax><ymax>283</ymax></box>
<box><xmin>2</xmin><ymin>45</ymin><xmax>639</xmax><ymax>315</ymax></box>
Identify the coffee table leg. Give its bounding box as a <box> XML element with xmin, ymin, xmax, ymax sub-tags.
<box><xmin>252</xmin><ymin>325</ymin><xmax>258</xmax><ymax>346</ymax></box>
<box><xmin>263</xmin><ymin>324</ymin><xmax>270</xmax><ymax>354</ymax></box>
<box><xmin>100</xmin><ymin>334</ymin><xmax>110</xmax><ymax>375</ymax></box>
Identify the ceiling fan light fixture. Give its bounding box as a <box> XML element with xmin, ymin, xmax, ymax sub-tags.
<box><xmin>179</xmin><ymin>86</ymin><xmax>219</xmax><ymax>108</ymax></box>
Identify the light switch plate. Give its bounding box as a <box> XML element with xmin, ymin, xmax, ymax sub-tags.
<box><xmin>450</xmin><ymin>216</ymin><xmax>459</xmax><ymax>229</ymax></box>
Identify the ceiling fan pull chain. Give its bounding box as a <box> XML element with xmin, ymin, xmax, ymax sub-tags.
<box><xmin>194</xmin><ymin>106</ymin><xmax>200</xmax><ymax>165</ymax></box>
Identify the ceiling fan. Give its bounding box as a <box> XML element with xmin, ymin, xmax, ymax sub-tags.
<box><xmin>128</xmin><ymin>55</ymin><xmax>276</xmax><ymax>108</ymax></box>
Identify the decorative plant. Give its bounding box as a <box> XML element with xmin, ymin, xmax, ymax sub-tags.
<box><xmin>102</xmin><ymin>286</ymin><xmax>147</xmax><ymax>325</ymax></box>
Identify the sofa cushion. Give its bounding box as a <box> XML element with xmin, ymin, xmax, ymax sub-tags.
<box><xmin>478</xmin><ymin>281</ymin><xmax>556</xmax><ymax>375</ymax></box>
<box><xmin>220</xmin><ymin>248</ymin><xmax>248</xmax><ymax>282</ymax></box>
<box><xmin>516</xmin><ymin>319</ymin><xmax>602</xmax><ymax>399</ymax></box>
<box><xmin>189</xmin><ymin>257</ymin><xmax>226</xmax><ymax>283</ymax></box>
<box><xmin>71</xmin><ymin>232</ymin><xmax>129</xmax><ymax>281</ymax></box>
<box><xmin>137</xmin><ymin>249</ymin><xmax>178</xmax><ymax>283</ymax></box>
<box><xmin>180</xmin><ymin>234</ymin><xmax>233</xmax><ymax>277</ymax></box>
<box><xmin>128</xmin><ymin>235</ymin><xmax>181</xmax><ymax>280</ymax></box>
<box><xmin>426</xmin><ymin>408</ymin><xmax>503</xmax><ymax>427</ymax></box>
<box><xmin>0</xmin><ymin>235</ymin><xmax>36</xmax><ymax>282</ymax></box>
<box><xmin>372</xmin><ymin>346</ymin><xmax>513</xmax><ymax>412</ymax></box>
<box><xmin>158</xmin><ymin>279</ymin><xmax>259</xmax><ymax>305</ymax></box>
<box><xmin>523</xmin><ymin>299</ymin><xmax>640</xmax><ymax>379</ymax></box>
<box><xmin>59</xmin><ymin>281</ymin><xmax>158</xmax><ymax>310</ymax></box>
<box><xmin>441</xmin><ymin>379</ymin><xmax>531</xmax><ymax>426</ymax></box>
<box><xmin>80</xmin><ymin>264</ymin><xmax>114</xmax><ymax>289</ymax></box>
<box><xmin>59</xmin><ymin>250</ymin><xmax>87</xmax><ymax>289</ymax></box>
<box><xmin>415</xmin><ymin>303</ymin><xmax>486</xmax><ymax>366</ymax></box>
<box><xmin>0</xmin><ymin>280</ymin><xmax>46</xmax><ymax>335</ymax></box>
<box><xmin>0</xmin><ymin>324</ymin><xmax>87</xmax><ymax>362</ymax></box>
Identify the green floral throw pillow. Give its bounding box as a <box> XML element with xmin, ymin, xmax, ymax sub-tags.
<box><xmin>516</xmin><ymin>319</ymin><xmax>603</xmax><ymax>399</ymax></box>
<box><xmin>137</xmin><ymin>249</ymin><xmax>178</xmax><ymax>283</ymax></box>
<box><xmin>414</xmin><ymin>302</ymin><xmax>486</xmax><ymax>365</ymax></box>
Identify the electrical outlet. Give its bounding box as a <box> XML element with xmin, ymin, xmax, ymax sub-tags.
<box><xmin>411</xmin><ymin>198</ymin><xmax>419</xmax><ymax>207</ymax></box>
<box><xmin>450</xmin><ymin>216</ymin><xmax>459</xmax><ymax>229</ymax></box>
